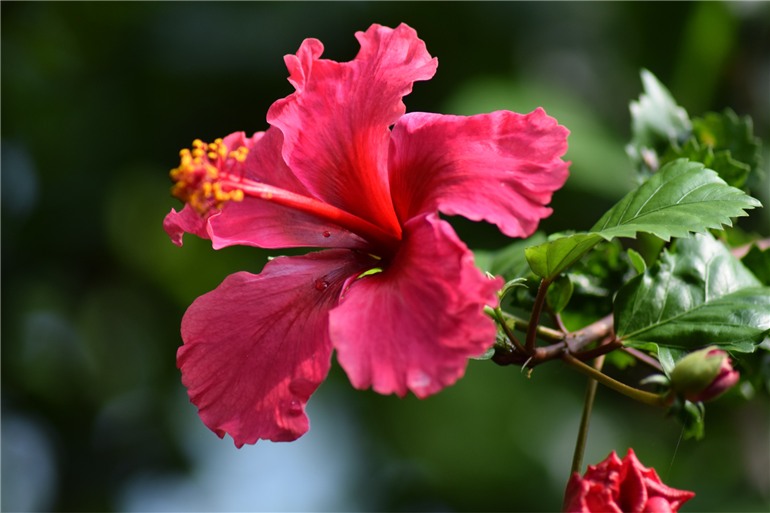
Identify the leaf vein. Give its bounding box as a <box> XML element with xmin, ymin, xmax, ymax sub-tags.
<box><xmin>628</xmin><ymin>180</ymin><xmax>667</xmax><ymax>222</ymax></box>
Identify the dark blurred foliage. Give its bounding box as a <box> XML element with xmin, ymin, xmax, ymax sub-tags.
<box><xmin>2</xmin><ymin>2</ymin><xmax>768</xmax><ymax>512</ymax></box>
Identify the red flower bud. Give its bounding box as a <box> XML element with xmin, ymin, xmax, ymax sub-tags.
<box><xmin>670</xmin><ymin>347</ymin><xmax>739</xmax><ymax>403</ymax></box>
<box><xmin>564</xmin><ymin>449</ymin><xmax>695</xmax><ymax>512</ymax></box>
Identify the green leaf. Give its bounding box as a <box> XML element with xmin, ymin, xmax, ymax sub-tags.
<box><xmin>614</xmin><ymin>233</ymin><xmax>770</xmax><ymax>353</ymax></box>
<box><xmin>627</xmin><ymin>69</ymin><xmax>691</xmax><ymax>174</ymax></box>
<box><xmin>661</xmin><ymin>109</ymin><xmax>763</xmax><ymax>189</ymax></box>
<box><xmin>498</xmin><ymin>277</ymin><xmax>528</xmax><ymax>303</ymax></box>
<box><xmin>525</xmin><ymin>232</ymin><xmax>602</xmax><ymax>281</ymax></box>
<box><xmin>663</xmin><ymin>137</ymin><xmax>749</xmax><ymax>189</ymax></box>
<box><xmin>525</xmin><ymin>159</ymin><xmax>761</xmax><ymax>279</ymax></box>
<box><xmin>627</xmin><ymin>248</ymin><xmax>646</xmax><ymax>274</ymax></box>
<box><xmin>694</xmin><ymin>110</ymin><xmax>762</xmax><ymax>178</ymax></box>
<box><xmin>590</xmin><ymin>159</ymin><xmax>761</xmax><ymax>239</ymax></box>
<box><xmin>546</xmin><ymin>274</ymin><xmax>573</xmax><ymax>313</ymax></box>
<box><xmin>559</xmin><ymin>240</ymin><xmax>633</xmax><ymax>331</ymax></box>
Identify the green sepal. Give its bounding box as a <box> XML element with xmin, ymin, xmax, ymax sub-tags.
<box><xmin>669</xmin><ymin>346</ymin><xmax>724</xmax><ymax>394</ymax></box>
<box><xmin>639</xmin><ymin>373</ymin><xmax>671</xmax><ymax>388</ymax></box>
<box><xmin>656</xmin><ymin>346</ymin><xmax>685</xmax><ymax>377</ymax></box>
<box><xmin>668</xmin><ymin>397</ymin><xmax>706</xmax><ymax>441</ymax></box>
<box><xmin>471</xmin><ymin>346</ymin><xmax>496</xmax><ymax>361</ymax></box>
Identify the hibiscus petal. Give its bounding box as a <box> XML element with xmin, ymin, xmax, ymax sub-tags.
<box><xmin>209</xmin><ymin>201</ymin><xmax>370</xmax><ymax>250</ymax></box>
<box><xmin>643</xmin><ymin>497</ymin><xmax>675</xmax><ymax>513</ymax></box>
<box><xmin>644</xmin><ymin>483</ymin><xmax>695</xmax><ymax>511</ymax></box>
<box><xmin>208</xmin><ymin>128</ymin><xmax>369</xmax><ymax>250</ymax></box>
<box><xmin>329</xmin><ymin>213</ymin><xmax>502</xmax><ymax>398</ymax></box>
<box><xmin>165</xmin><ymin>128</ymin><xmax>370</xmax><ymax>250</ymax></box>
<box><xmin>619</xmin><ymin>452</ymin><xmax>650</xmax><ymax>513</ymax></box>
<box><xmin>267</xmin><ymin>23</ymin><xmax>437</xmax><ymax>235</ymax></box>
<box><xmin>564</xmin><ymin>451</ymin><xmax>625</xmax><ymax>513</ymax></box>
<box><xmin>626</xmin><ymin>449</ymin><xmax>695</xmax><ymax>511</ymax></box>
<box><xmin>177</xmin><ymin>250</ymin><xmax>372</xmax><ymax>446</ymax></box>
<box><xmin>163</xmin><ymin>204</ymin><xmax>211</xmax><ymax>247</ymax></box>
<box><xmin>388</xmin><ymin>109</ymin><xmax>570</xmax><ymax>238</ymax></box>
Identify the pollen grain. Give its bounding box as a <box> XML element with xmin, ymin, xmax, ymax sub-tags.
<box><xmin>169</xmin><ymin>138</ymin><xmax>249</xmax><ymax>215</ymax></box>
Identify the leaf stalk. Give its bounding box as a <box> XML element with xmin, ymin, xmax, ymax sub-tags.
<box><xmin>562</xmin><ymin>353</ymin><xmax>668</xmax><ymax>408</ymax></box>
<box><xmin>526</xmin><ymin>279</ymin><xmax>552</xmax><ymax>352</ymax></box>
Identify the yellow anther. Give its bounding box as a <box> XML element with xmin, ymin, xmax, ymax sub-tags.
<box><xmin>169</xmin><ymin>137</ymin><xmax>249</xmax><ymax>215</ymax></box>
<box><xmin>212</xmin><ymin>183</ymin><xmax>226</xmax><ymax>201</ymax></box>
<box><xmin>230</xmin><ymin>146</ymin><xmax>249</xmax><ymax>163</ymax></box>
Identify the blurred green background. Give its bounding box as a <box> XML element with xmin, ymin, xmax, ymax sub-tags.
<box><xmin>2</xmin><ymin>2</ymin><xmax>769</xmax><ymax>511</ymax></box>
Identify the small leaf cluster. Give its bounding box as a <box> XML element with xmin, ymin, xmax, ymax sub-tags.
<box><xmin>627</xmin><ymin>69</ymin><xmax>763</xmax><ymax>190</ymax></box>
<box><xmin>480</xmin><ymin>70</ymin><xmax>769</xmax><ymax>439</ymax></box>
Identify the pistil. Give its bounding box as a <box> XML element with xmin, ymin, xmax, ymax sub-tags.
<box><xmin>222</xmin><ymin>176</ymin><xmax>402</xmax><ymax>252</ymax></box>
<box><xmin>170</xmin><ymin>138</ymin><xmax>402</xmax><ymax>253</ymax></box>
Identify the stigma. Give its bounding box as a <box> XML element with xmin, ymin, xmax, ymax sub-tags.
<box><xmin>170</xmin><ymin>138</ymin><xmax>249</xmax><ymax>215</ymax></box>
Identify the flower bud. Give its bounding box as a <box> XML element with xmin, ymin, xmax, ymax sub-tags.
<box><xmin>563</xmin><ymin>449</ymin><xmax>694</xmax><ymax>512</ymax></box>
<box><xmin>670</xmin><ymin>347</ymin><xmax>739</xmax><ymax>402</ymax></box>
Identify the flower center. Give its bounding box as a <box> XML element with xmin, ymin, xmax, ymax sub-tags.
<box><xmin>170</xmin><ymin>138</ymin><xmax>402</xmax><ymax>253</ymax></box>
<box><xmin>170</xmin><ymin>138</ymin><xmax>248</xmax><ymax>214</ymax></box>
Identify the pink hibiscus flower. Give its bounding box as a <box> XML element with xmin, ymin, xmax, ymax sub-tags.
<box><xmin>164</xmin><ymin>23</ymin><xmax>569</xmax><ymax>447</ymax></box>
<box><xmin>564</xmin><ymin>449</ymin><xmax>695</xmax><ymax>512</ymax></box>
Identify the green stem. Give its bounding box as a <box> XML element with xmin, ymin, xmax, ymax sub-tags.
<box><xmin>486</xmin><ymin>306</ymin><xmax>527</xmax><ymax>353</ymax></box>
<box><xmin>564</xmin><ymin>314</ymin><xmax>613</xmax><ymax>354</ymax></box>
<box><xmin>562</xmin><ymin>353</ymin><xmax>668</xmax><ymax>408</ymax></box>
<box><xmin>574</xmin><ymin>340</ymin><xmax>623</xmax><ymax>362</ymax></box>
<box><xmin>551</xmin><ymin>310</ymin><xmax>568</xmax><ymax>334</ymax></box>
<box><xmin>571</xmin><ymin>355</ymin><xmax>605</xmax><ymax>475</ymax></box>
<box><xmin>624</xmin><ymin>346</ymin><xmax>663</xmax><ymax>371</ymax></box>
<box><xmin>498</xmin><ymin>311</ymin><xmax>564</xmax><ymax>343</ymax></box>
<box><xmin>525</xmin><ymin>278</ymin><xmax>552</xmax><ymax>352</ymax></box>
